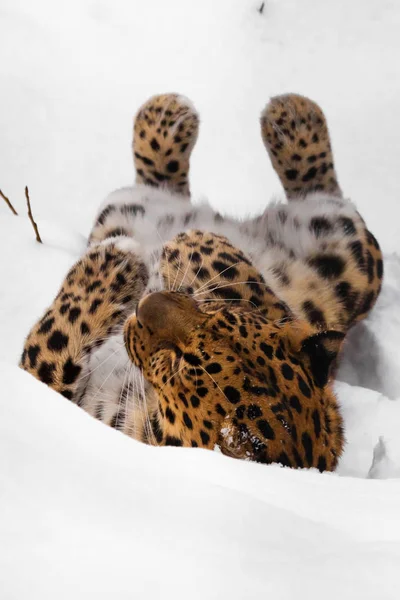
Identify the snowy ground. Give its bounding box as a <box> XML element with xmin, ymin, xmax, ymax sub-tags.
<box><xmin>1</xmin><ymin>1</ymin><xmax>400</xmax><ymax>598</ymax></box>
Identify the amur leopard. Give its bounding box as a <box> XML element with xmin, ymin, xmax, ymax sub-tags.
<box><xmin>20</xmin><ymin>93</ymin><xmax>383</xmax><ymax>471</ymax></box>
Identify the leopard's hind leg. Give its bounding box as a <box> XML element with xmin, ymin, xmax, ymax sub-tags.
<box><xmin>261</xmin><ymin>93</ymin><xmax>341</xmax><ymax>199</ymax></box>
<box><xmin>252</xmin><ymin>94</ymin><xmax>383</xmax><ymax>332</ymax></box>
<box><xmin>88</xmin><ymin>93</ymin><xmax>199</xmax><ymax>250</ymax></box>
<box><xmin>133</xmin><ymin>93</ymin><xmax>199</xmax><ymax>196</ymax></box>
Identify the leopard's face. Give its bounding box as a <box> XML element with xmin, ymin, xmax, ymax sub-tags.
<box><xmin>124</xmin><ymin>291</ymin><xmax>345</xmax><ymax>471</ymax></box>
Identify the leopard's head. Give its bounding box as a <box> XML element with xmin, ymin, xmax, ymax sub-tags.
<box><xmin>124</xmin><ymin>290</ymin><xmax>345</xmax><ymax>471</ymax></box>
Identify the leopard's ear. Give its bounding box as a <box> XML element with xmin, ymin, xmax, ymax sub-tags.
<box><xmin>300</xmin><ymin>331</ymin><xmax>345</xmax><ymax>388</ymax></box>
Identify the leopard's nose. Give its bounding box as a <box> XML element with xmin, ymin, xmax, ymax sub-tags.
<box><xmin>137</xmin><ymin>291</ymin><xmax>196</xmax><ymax>320</ymax></box>
<box><xmin>136</xmin><ymin>291</ymin><xmax>203</xmax><ymax>343</ymax></box>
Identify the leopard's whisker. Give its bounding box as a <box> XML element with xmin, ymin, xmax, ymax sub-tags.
<box><xmin>80</xmin><ymin>346</ymin><xmax>125</xmax><ymax>380</ymax></box>
<box><xmin>91</xmin><ymin>335</ymin><xmax>125</xmax><ymax>345</ymax></box>
<box><xmin>167</xmin><ymin>257</ymin><xmax>194</xmax><ymax>292</ymax></box>
<box><xmin>140</xmin><ymin>368</ymin><xmax>156</xmax><ymax>446</ymax></box>
<box><xmin>155</xmin><ymin>227</ymin><xmax>171</xmax><ymax>291</ymax></box>
<box><xmin>187</xmin><ymin>257</ymin><xmax>205</xmax><ymax>290</ymax></box>
<box><xmin>177</xmin><ymin>246</ymin><xmax>195</xmax><ymax>293</ymax></box>
<box><xmin>132</xmin><ymin>368</ymin><xmax>148</xmax><ymax>441</ymax></box>
<box><xmin>131</xmin><ymin>362</ymin><xmax>146</xmax><ymax>442</ymax></box>
<box><xmin>126</xmin><ymin>364</ymin><xmax>137</xmax><ymax>412</ymax></box>
<box><xmin>131</xmin><ymin>365</ymin><xmax>152</xmax><ymax>446</ymax></box>
<box><xmin>84</xmin><ymin>335</ymin><xmax>125</xmax><ymax>348</ymax></box>
<box><xmin>86</xmin><ymin>321</ymin><xmax>129</xmax><ymax>346</ymax></box>
<box><xmin>90</xmin><ymin>359</ymin><xmax>122</xmax><ymax>403</ymax></box>
<box><xmin>115</xmin><ymin>358</ymin><xmax>131</xmax><ymax>432</ymax></box>
<box><xmin>193</xmin><ymin>260</ymin><xmax>243</xmax><ymax>295</ymax></box>
<box><xmin>138</xmin><ymin>368</ymin><xmax>150</xmax><ymax>443</ymax></box>
<box><xmin>126</xmin><ymin>364</ymin><xmax>138</xmax><ymax>435</ymax></box>
<box><xmin>193</xmin><ymin>279</ymin><xmax>275</xmax><ymax>298</ymax></box>
<box><xmin>171</xmin><ymin>245</ymin><xmax>183</xmax><ymax>292</ymax></box>
<box><xmin>158</xmin><ymin>363</ymin><xmax>187</xmax><ymax>394</ymax></box>
<box><xmin>157</xmin><ymin>252</ymin><xmax>164</xmax><ymax>291</ymax></box>
<box><xmin>199</xmin><ymin>297</ymin><xmax>266</xmax><ymax>317</ymax></box>
<box><xmin>136</xmin><ymin>367</ymin><xmax>148</xmax><ymax>443</ymax></box>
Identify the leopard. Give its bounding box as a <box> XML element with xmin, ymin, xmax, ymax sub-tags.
<box><xmin>20</xmin><ymin>92</ymin><xmax>383</xmax><ymax>472</ymax></box>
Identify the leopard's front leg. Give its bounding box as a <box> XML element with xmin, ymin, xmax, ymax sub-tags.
<box><xmin>20</xmin><ymin>239</ymin><xmax>148</xmax><ymax>401</ymax></box>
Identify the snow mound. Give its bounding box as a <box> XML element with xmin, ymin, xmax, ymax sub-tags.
<box><xmin>335</xmin><ymin>382</ymin><xmax>400</xmax><ymax>478</ymax></box>
<box><xmin>338</xmin><ymin>254</ymin><xmax>400</xmax><ymax>400</ymax></box>
<box><xmin>1</xmin><ymin>362</ymin><xmax>400</xmax><ymax>600</ymax></box>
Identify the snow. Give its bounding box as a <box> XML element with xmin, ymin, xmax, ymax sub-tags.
<box><xmin>1</xmin><ymin>0</ymin><xmax>400</xmax><ymax>598</ymax></box>
<box><xmin>2</xmin><ymin>363</ymin><xmax>400</xmax><ymax>600</ymax></box>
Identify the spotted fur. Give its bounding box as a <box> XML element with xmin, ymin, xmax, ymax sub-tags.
<box><xmin>133</xmin><ymin>93</ymin><xmax>199</xmax><ymax>196</ymax></box>
<box><xmin>20</xmin><ymin>240</ymin><xmax>148</xmax><ymax>402</ymax></box>
<box><xmin>20</xmin><ymin>93</ymin><xmax>383</xmax><ymax>472</ymax></box>
<box><xmin>261</xmin><ymin>93</ymin><xmax>341</xmax><ymax>199</ymax></box>
<box><xmin>125</xmin><ymin>292</ymin><xmax>345</xmax><ymax>470</ymax></box>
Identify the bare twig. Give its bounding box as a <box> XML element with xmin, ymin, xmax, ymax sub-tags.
<box><xmin>25</xmin><ymin>186</ymin><xmax>42</xmax><ymax>243</ymax></box>
<box><xmin>0</xmin><ymin>189</ymin><xmax>18</xmax><ymax>215</ymax></box>
<box><xmin>258</xmin><ymin>2</ymin><xmax>265</xmax><ymax>14</ymax></box>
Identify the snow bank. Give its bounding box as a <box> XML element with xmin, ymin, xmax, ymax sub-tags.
<box><xmin>1</xmin><ymin>362</ymin><xmax>400</xmax><ymax>600</ymax></box>
<box><xmin>339</xmin><ymin>254</ymin><xmax>400</xmax><ymax>400</ymax></box>
<box><xmin>335</xmin><ymin>381</ymin><xmax>400</xmax><ymax>479</ymax></box>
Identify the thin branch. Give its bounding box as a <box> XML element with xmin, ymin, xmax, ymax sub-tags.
<box><xmin>258</xmin><ymin>2</ymin><xmax>265</xmax><ymax>14</ymax></box>
<box><xmin>25</xmin><ymin>186</ymin><xmax>42</xmax><ymax>243</ymax></box>
<box><xmin>0</xmin><ymin>189</ymin><xmax>18</xmax><ymax>215</ymax></box>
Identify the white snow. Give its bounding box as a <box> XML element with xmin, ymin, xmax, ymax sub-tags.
<box><xmin>1</xmin><ymin>363</ymin><xmax>400</xmax><ymax>600</ymax></box>
<box><xmin>1</xmin><ymin>1</ymin><xmax>400</xmax><ymax>598</ymax></box>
